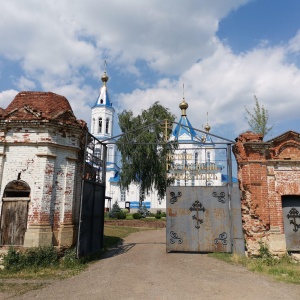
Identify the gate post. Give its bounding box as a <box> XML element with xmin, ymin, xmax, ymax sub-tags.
<box><xmin>228</xmin><ymin>144</ymin><xmax>245</xmax><ymax>256</ymax></box>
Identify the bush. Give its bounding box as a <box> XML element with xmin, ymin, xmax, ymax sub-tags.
<box><xmin>155</xmin><ymin>214</ymin><xmax>161</xmax><ymax>219</ymax></box>
<box><xmin>132</xmin><ymin>213</ymin><xmax>142</xmax><ymax>219</ymax></box>
<box><xmin>3</xmin><ymin>246</ymin><xmax>58</xmax><ymax>271</ymax></box>
<box><xmin>115</xmin><ymin>211</ymin><xmax>127</xmax><ymax>219</ymax></box>
<box><xmin>161</xmin><ymin>212</ymin><xmax>166</xmax><ymax>217</ymax></box>
<box><xmin>60</xmin><ymin>248</ymin><xmax>78</xmax><ymax>268</ymax></box>
<box><xmin>137</xmin><ymin>205</ymin><xmax>150</xmax><ymax>218</ymax></box>
<box><xmin>108</xmin><ymin>201</ymin><xmax>122</xmax><ymax>218</ymax></box>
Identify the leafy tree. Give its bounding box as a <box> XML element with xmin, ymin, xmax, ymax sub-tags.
<box><xmin>245</xmin><ymin>95</ymin><xmax>273</xmax><ymax>138</ymax></box>
<box><xmin>117</xmin><ymin>102</ymin><xmax>177</xmax><ymax>204</ymax></box>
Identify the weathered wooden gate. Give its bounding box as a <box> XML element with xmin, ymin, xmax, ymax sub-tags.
<box><xmin>166</xmin><ymin>185</ymin><xmax>244</xmax><ymax>254</ymax></box>
<box><xmin>282</xmin><ymin>195</ymin><xmax>300</xmax><ymax>251</ymax></box>
<box><xmin>76</xmin><ymin>132</ymin><xmax>107</xmax><ymax>258</ymax></box>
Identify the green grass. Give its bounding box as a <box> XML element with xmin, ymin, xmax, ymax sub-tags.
<box><xmin>210</xmin><ymin>252</ymin><xmax>300</xmax><ymax>284</ymax></box>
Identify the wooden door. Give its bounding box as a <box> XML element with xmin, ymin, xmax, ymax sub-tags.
<box><xmin>0</xmin><ymin>200</ymin><xmax>28</xmax><ymax>246</ymax></box>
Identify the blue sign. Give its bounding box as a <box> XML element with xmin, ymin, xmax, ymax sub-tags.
<box><xmin>129</xmin><ymin>201</ymin><xmax>151</xmax><ymax>209</ymax></box>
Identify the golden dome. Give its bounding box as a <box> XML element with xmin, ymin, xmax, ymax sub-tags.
<box><xmin>204</xmin><ymin>123</ymin><xmax>211</xmax><ymax>132</ymax></box>
<box><xmin>101</xmin><ymin>71</ymin><xmax>109</xmax><ymax>85</ymax></box>
<box><xmin>179</xmin><ymin>98</ymin><xmax>188</xmax><ymax>116</ymax></box>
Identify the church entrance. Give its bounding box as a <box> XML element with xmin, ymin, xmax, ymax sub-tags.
<box><xmin>0</xmin><ymin>180</ymin><xmax>30</xmax><ymax>246</ymax></box>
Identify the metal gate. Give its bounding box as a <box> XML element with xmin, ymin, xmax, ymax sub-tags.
<box><xmin>166</xmin><ymin>185</ymin><xmax>243</xmax><ymax>253</ymax></box>
<box><xmin>282</xmin><ymin>195</ymin><xmax>300</xmax><ymax>251</ymax></box>
<box><xmin>76</xmin><ymin>132</ymin><xmax>107</xmax><ymax>258</ymax></box>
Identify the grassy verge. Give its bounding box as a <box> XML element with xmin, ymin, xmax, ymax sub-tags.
<box><xmin>209</xmin><ymin>252</ymin><xmax>300</xmax><ymax>284</ymax></box>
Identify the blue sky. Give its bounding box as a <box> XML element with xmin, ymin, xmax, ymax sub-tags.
<box><xmin>1</xmin><ymin>0</ymin><xmax>300</xmax><ymax>142</ymax></box>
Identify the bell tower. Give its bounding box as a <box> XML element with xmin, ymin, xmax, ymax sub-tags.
<box><xmin>91</xmin><ymin>68</ymin><xmax>116</xmax><ymax>165</ymax></box>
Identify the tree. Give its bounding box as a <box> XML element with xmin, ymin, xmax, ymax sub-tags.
<box><xmin>108</xmin><ymin>201</ymin><xmax>121</xmax><ymax>218</ymax></box>
<box><xmin>117</xmin><ymin>102</ymin><xmax>177</xmax><ymax>203</ymax></box>
<box><xmin>245</xmin><ymin>95</ymin><xmax>273</xmax><ymax>138</ymax></box>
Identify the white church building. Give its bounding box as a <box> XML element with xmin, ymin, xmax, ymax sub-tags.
<box><xmin>91</xmin><ymin>71</ymin><xmax>229</xmax><ymax>212</ymax></box>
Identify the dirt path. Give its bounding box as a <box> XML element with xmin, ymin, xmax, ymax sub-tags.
<box><xmin>9</xmin><ymin>229</ymin><xmax>300</xmax><ymax>300</ymax></box>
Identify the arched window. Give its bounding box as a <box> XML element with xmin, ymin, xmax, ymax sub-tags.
<box><xmin>106</xmin><ymin>118</ymin><xmax>109</xmax><ymax>134</ymax></box>
<box><xmin>98</xmin><ymin>118</ymin><xmax>102</xmax><ymax>133</ymax></box>
<box><xmin>195</xmin><ymin>152</ymin><xmax>198</xmax><ymax>165</ymax></box>
<box><xmin>92</xmin><ymin>118</ymin><xmax>95</xmax><ymax>133</ymax></box>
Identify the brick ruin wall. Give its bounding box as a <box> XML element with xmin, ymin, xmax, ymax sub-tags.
<box><xmin>233</xmin><ymin>131</ymin><xmax>300</xmax><ymax>256</ymax></box>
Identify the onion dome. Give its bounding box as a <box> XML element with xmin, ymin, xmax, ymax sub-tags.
<box><xmin>179</xmin><ymin>98</ymin><xmax>188</xmax><ymax>116</ymax></box>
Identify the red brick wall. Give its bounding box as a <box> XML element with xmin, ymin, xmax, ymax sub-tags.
<box><xmin>233</xmin><ymin>130</ymin><xmax>300</xmax><ymax>255</ymax></box>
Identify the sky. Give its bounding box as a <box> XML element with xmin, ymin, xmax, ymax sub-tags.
<box><xmin>1</xmin><ymin>0</ymin><xmax>300</xmax><ymax>142</ymax></box>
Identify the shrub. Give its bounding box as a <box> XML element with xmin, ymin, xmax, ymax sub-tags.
<box><xmin>115</xmin><ymin>211</ymin><xmax>127</xmax><ymax>219</ymax></box>
<box><xmin>3</xmin><ymin>246</ymin><xmax>58</xmax><ymax>271</ymax></box>
<box><xmin>109</xmin><ymin>201</ymin><xmax>122</xmax><ymax>218</ymax></box>
<box><xmin>155</xmin><ymin>214</ymin><xmax>161</xmax><ymax>219</ymax></box>
<box><xmin>137</xmin><ymin>205</ymin><xmax>150</xmax><ymax>218</ymax></box>
<box><xmin>132</xmin><ymin>213</ymin><xmax>142</xmax><ymax>219</ymax></box>
<box><xmin>161</xmin><ymin>212</ymin><xmax>166</xmax><ymax>217</ymax></box>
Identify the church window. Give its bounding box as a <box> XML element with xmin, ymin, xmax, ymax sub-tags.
<box><xmin>177</xmin><ymin>179</ymin><xmax>180</xmax><ymax>186</ymax></box>
<box><xmin>98</xmin><ymin>118</ymin><xmax>102</xmax><ymax>133</ymax></box>
<box><xmin>207</xmin><ymin>151</ymin><xmax>211</xmax><ymax>163</ymax></box>
<box><xmin>195</xmin><ymin>152</ymin><xmax>198</xmax><ymax>165</ymax></box>
<box><xmin>106</xmin><ymin>118</ymin><xmax>109</xmax><ymax>134</ymax></box>
<box><xmin>120</xmin><ymin>188</ymin><xmax>126</xmax><ymax>202</ymax></box>
<box><xmin>92</xmin><ymin>118</ymin><xmax>95</xmax><ymax>133</ymax></box>
<box><xmin>182</xmin><ymin>151</ymin><xmax>186</xmax><ymax>168</ymax></box>
<box><xmin>191</xmin><ymin>176</ymin><xmax>195</xmax><ymax>186</ymax></box>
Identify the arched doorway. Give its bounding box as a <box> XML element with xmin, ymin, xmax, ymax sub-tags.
<box><xmin>0</xmin><ymin>180</ymin><xmax>30</xmax><ymax>246</ymax></box>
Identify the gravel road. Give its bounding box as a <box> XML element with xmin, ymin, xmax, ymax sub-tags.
<box><xmin>12</xmin><ymin>228</ymin><xmax>300</xmax><ymax>300</ymax></box>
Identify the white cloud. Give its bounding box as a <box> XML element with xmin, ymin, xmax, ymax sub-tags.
<box><xmin>118</xmin><ymin>41</ymin><xmax>300</xmax><ymax>139</ymax></box>
<box><xmin>0</xmin><ymin>0</ymin><xmax>299</xmax><ymax>141</ymax></box>
<box><xmin>0</xmin><ymin>90</ymin><xmax>19</xmax><ymax>109</ymax></box>
<box><xmin>0</xmin><ymin>0</ymin><xmax>250</xmax><ymax>82</ymax></box>
<box><xmin>16</xmin><ymin>76</ymin><xmax>36</xmax><ymax>90</ymax></box>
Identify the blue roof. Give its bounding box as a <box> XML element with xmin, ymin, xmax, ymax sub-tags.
<box><xmin>173</xmin><ymin>116</ymin><xmax>198</xmax><ymax>141</ymax></box>
<box><xmin>221</xmin><ymin>174</ymin><xmax>238</xmax><ymax>183</ymax></box>
<box><xmin>92</xmin><ymin>85</ymin><xmax>113</xmax><ymax>108</ymax></box>
<box><xmin>109</xmin><ymin>172</ymin><xmax>120</xmax><ymax>183</ymax></box>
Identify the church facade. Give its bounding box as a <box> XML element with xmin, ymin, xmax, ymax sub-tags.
<box><xmin>91</xmin><ymin>72</ymin><xmax>228</xmax><ymax>212</ymax></box>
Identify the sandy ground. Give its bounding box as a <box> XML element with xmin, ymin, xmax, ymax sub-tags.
<box><xmin>5</xmin><ymin>228</ymin><xmax>300</xmax><ymax>300</ymax></box>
